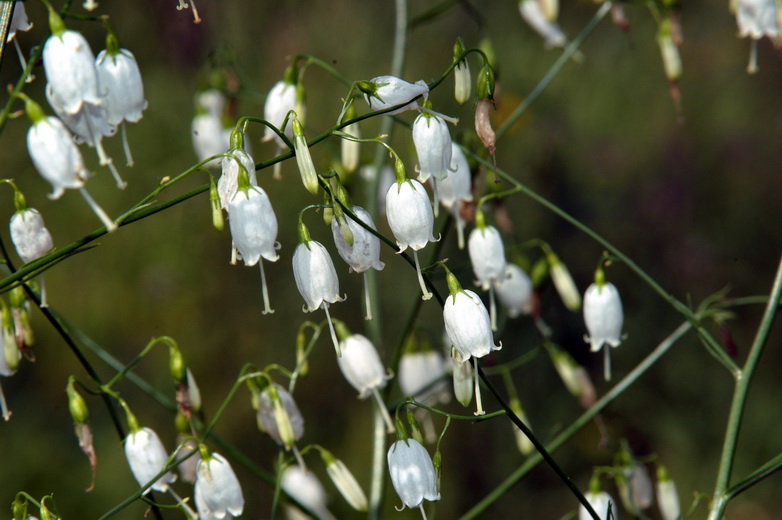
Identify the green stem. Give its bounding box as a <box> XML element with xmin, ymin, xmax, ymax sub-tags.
<box><xmin>708</xmin><ymin>254</ymin><xmax>782</xmax><ymax>520</ymax></box>
<box><xmin>469</xmin><ymin>150</ymin><xmax>739</xmax><ymax>376</ymax></box>
<box><xmin>725</xmin><ymin>452</ymin><xmax>782</xmax><ymax>501</ymax></box>
<box><xmin>460</xmin><ymin>320</ymin><xmax>693</xmax><ymax>519</ymax></box>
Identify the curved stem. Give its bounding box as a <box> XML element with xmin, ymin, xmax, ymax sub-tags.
<box><xmin>708</xmin><ymin>254</ymin><xmax>782</xmax><ymax>520</ymax></box>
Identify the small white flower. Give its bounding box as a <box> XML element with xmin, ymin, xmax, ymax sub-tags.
<box><xmin>387</xmin><ymin>439</ymin><xmax>440</xmax><ymax>513</ymax></box>
<box><xmin>124</xmin><ymin>427</ymin><xmax>176</xmax><ymax>493</ymax></box>
<box><xmin>549</xmin><ymin>255</ymin><xmax>581</xmax><ymax>311</ymax></box>
<box><xmin>43</xmin><ymin>29</ymin><xmax>103</xmax><ymax>115</ymax></box>
<box><xmin>195</xmin><ymin>452</ymin><xmax>245</xmax><ymax>518</ymax></box>
<box><xmin>412</xmin><ymin>111</ymin><xmax>453</xmax><ymax>182</ymax></box>
<box><xmin>27</xmin><ymin>116</ymin><xmax>89</xmax><ymax>199</ymax></box>
<box><xmin>96</xmin><ymin>48</ymin><xmax>148</xmax><ymax>125</ymax></box>
<box><xmin>454</xmin><ymin>60</ymin><xmax>472</xmax><ymax>105</ymax></box>
<box><xmin>518</xmin><ymin>0</ymin><xmax>567</xmax><ymax>47</ymax></box>
<box><xmin>468</xmin><ymin>224</ymin><xmax>507</xmax><ymax>291</ymax></box>
<box><xmin>362</xmin><ymin>75</ymin><xmax>429</xmax><ymax>114</ymax></box>
<box><xmin>385</xmin><ymin>179</ymin><xmax>437</xmax><ymax>252</ymax></box>
<box><xmin>292</xmin><ymin>240</ymin><xmax>342</xmax><ymax>313</ymax></box>
<box><xmin>331</xmin><ymin>206</ymin><xmax>384</xmax><ymax>274</ymax></box>
<box><xmin>656</xmin><ymin>477</ymin><xmax>681</xmax><ymax>520</ymax></box>
<box><xmin>7</xmin><ymin>3</ymin><xmax>33</xmax><ymax>42</ymax></box>
<box><xmin>228</xmin><ymin>186</ymin><xmax>279</xmax><ymax>265</ymax></box>
<box><xmin>583</xmin><ymin>282</ymin><xmax>623</xmax><ymax>352</ymax></box>
<box><xmin>337</xmin><ymin>334</ymin><xmax>390</xmax><ymax>399</ymax></box>
<box><xmin>281</xmin><ymin>466</ymin><xmax>335</xmax><ymax>520</ymax></box>
<box><xmin>495</xmin><ymin>264</ymin><xmax>534</xmax><ymax>318</ymax></box>
<box><xmin>579</xmin><ymin>491</ymin><xmax>618</xmax><ymax>520</ymax></box>
<box><xmin>263</xmin><ymin>80</ymin><xmax>297</xmax><ymax>145</ymax></box>
<box><xmin>735</xmin><ymin>0</ymin><xmax>779</xmax><ymax>39</ymax></box>
<box><xmin>256</xmin><ymin>384</ymin><xmax>304</xmax><ymax>448</ymax></box>
<box><xmin>619</xmin><ymin>462</ymin><xmax>653</xmax><ymax>513</ymax></box>
<box><xmin>193</xmin><ymin>112</ymin><xmax>229</xmax><ymax>163</ymax></box>
<box><xmin>443</xmin><ymin>290</ymin><xmax>500</xmax><ymax>362</ymax></box>
<box><xmin>10</xmin><ymin>209</ymin><xmax>53</xmax><ymax>263</ymax></box>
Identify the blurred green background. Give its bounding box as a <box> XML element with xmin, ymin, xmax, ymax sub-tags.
<box><xmin>1</xmin><ymin>0</ymin><xmax>781</xmax><ymax>518</ymax></box>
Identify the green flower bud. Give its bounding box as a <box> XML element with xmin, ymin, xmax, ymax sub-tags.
<box><xmin>209</xmin><ymin>175</ymin><xmax>224</xmax><ymax>231</ymax></box>
<box><xmin>66</xmin><ymin>377</ymin><xmax>89</xmax><ymax>425</ymax></box>
<box><xmin>293</xmin><ymin>115</ymin><xmax>319</xmax><ymax>195</ymax></box>
<box><xmin>476</xmin><ymin>63</ymin><xmax>495</xmax><ymax>101</ymax></box>
<box><xmin>169</xmin><ymin>344</ymin><xmax>186</xmax><ymax>383</ymax></box>
<box><xmin>321</xmin><ymin>449</ymin><xmax>369</xmax><ymax>512</ymax></box>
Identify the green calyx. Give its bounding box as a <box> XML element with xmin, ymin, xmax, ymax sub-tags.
<box><xmin>442</xmin><ymin>264</ymin><xmax>463</xmax><ymax>296</ymax></box>
<box><xmin>593</xmin><ymin>265</ymin><xmax>606</xmax><ymax>287</ymax></box>
<box><xmin>333</xmin><ymin>319</ymin><xmax>351</xmax><ymax>342</ymax></box>
<box><xmin>235</xmin><ymin>159</ymin><xmax>253</xmax><ymax>192</ymax></box>
<box><xmin>356</xmin><ymin>80</ymin><xmax>378</xmax><ymax>99</ymax></box>
<box><xmin>47</xmin><ymin>7</ymin><xmax>66</xmax><ymax>37</ymax></box>
<box><xmin>476</xmin><ymin>63</ymin><xmax>495</xmax><ymax>101</ymax></box>
<box><xmin>393</xmin><ymin>158</ymin><xmax>408</xmax><ymax>183</ymax></box>
<box><xmin>169</xmin><ymin>344</ymin><xmax>186</xmax><ymax>383</ymax></box>
<box><xmin>453</xmin><ymin>37</ymin><xmax>466</xmax><ymax>61</ymax></box>
<box><xmin>283</xmin><ymin>62</ymin><xmax>299</xmax><ymax>85</ymax></box>
<box><xmin>104</xmin><ymin>30</ymin><xmax>120</xmax><ymax>57</ymax></box>
<box><xmin>394</xmin><ymin>415</ymin><xmax>408</xmax><ymax>441</ymax></box>
<box><xmin>21</xmin><ymin>94</ymin><xmax>45</xmax><ymax>126</ymax></box>
<box><xmin>296</xmin><ymin>218</ymin><xmax>312</xmax><ymax>244</ymax></box>
<box><xmin>229</xmin><ymin>128</ymin><xmax>245</xmax><ymax>151</ymax></box>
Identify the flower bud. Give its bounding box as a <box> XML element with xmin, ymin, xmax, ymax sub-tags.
<box><xmin>209</xmin><ymin>175</ymin><xmax>224</xmax><ymax>231</ymax></box>
<box><xmin>321</xmin><ymin>449</ymin><xmax>368</xmax><ymax>512</ymax></box>
<box><xmin>66</xmin><ymin>377</ymin><xmax>89</xmax><ymax>425</ymax></box>
<box><xmin>656</xmin><ymin>465</ymin><xmax>681</xmax><ymax>520</ymax></box>
<box><xmin>509</xmin><ymin>397</ymin><xmax>534</xmax><ymax>456</ymax></box>
<box><xmin>475</xmin><ymin>63</ymin><xmax>495</xmax><ymax>101</ymax></box>
<box><xmin>453</xmin><ymin>39</ymin><xmax>472</xmax><ymax>105</ymax></box>
<box><xmin>547</xmin><ymin>252</ymin><xmax>581</xmax><ymax>311</ymax></box>
<box><xmin>292</xmin><ymin>115</ymin><xmax>319</xmax><ymax>195</ymax></box>
<box><xmin>169</xmin><ymin>343</ymin><xmax>186</xmax><ymax>383</ymax></box>
<box><xmin>657</xmin><ymin>18</ymin><xmax>682</xmax><ymax>82</ymax></box>
<box><xmin>257</xmin><ymin>383</ymin><xmax>304</xmax><ymax>450</ymax></box>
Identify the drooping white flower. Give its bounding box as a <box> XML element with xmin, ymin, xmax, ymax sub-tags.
<box><xmin>360</xmin><ymin>75</ymin><xmax>429</xmax><ymax>114</ymax></box>
<box><xmin>412</xmin><ymin>107</ymin><xmax>453</xmax><ymax>182</ymax></box>
<box><xmin>442</xmin><ymin>268</ymin><xmax>500</xmax><ymax>415</ymax></box>
<box><xmin>337</xmin><ymin>334</ymin><xmax>390</xmax><ymax>398</ymax></box>
<box><xmin>387</xmin><ymin>439</ymin><xmax>440</xmax><ymax>515</ymax></box>
<box><xmin>7</xmin><ymin>2</ymin><xmax>33</xmax><ymax>42</ymax></box>
<box><xmin>292</xmin><ymin>114</ymin><xmax>319</xmax><ymax>194</ymax></box>
<box><xmin>655</xmin><ymin>467</ymin><xmax>681</xmax><ymax>520</ymax></box>
<box><xmin>281</xmin><ymin>466</ymin><xmax>335</xmax><ymax>520</ymax></box>
<box><xmin>618</xmin><ymin>462</ymin><xmax>654</xmax><ymax>514</ymax></box>
<box><xmin>10</xmin><ymin>209</ymin><xmax>53</xmax><ymax>264</ymax></box>
<box><xmin>95</xmin><ymin>46</ymin><xmax>147</xmax><ymax>125</ymax></box>
<box><xmin>292</xmin><ymin>240</ymin><xmax>342</xmax><ymax>314</ymax></box>
<box><xmin>292</xmin><ymin>223</ymin><xmax>344</xmax><ymax>355</ymax></box>
<box><xmin>443</xmin><ymin>289</ymin><xmax>500</xmax><ymax>362</ymax></box>
<box><xmin>435</xmin><ymin>143</ymin><xmax>473</xmax><ymax>249</ymax></box>
<box><xmin>27</xmin><ymin>114</ymin><xmax>88</xmax><ymax>199</ymax></box>
<box><xmin>468</xmin><ymin>223</ymin><xmax>506</xmax><ymax>291</ymax></box>
<box><xmin>192</xmin><ymin>90</ymin><xmax>235</xmax><ymax>165</ymax></box>
<box><xmin>331</xmin><ymin>206</ymin><xmax>384</xmax><ymax>274</ymax></box>
<box><xmin>263</xmin><ymin>79</ymin><xmax>297</xmax><ymax>146</ymax></box>
<box><xmin>386</xmin><ymin>179</ymin><xmax>437</xmax><ymax>252</ymax></box>
<box><xmin>454</xmin><ymin>60</ymin><xmax>471</xmax><ymax>105</ymax></box>
<box><xmin>735</xmin><ymin>0</ymin><xmax>779</xmax><ymax>40</ymax></box>
<box><xmin>583</xmin><ymin>282</ymin><xmax>623</xmax><ymax>352</ymax></box>
<box><xmin>256</xmin><ymin>383</ymin><xmax>304</xmax><ymax>449</ymax></box>
<box><xmin>386</xmin><ymin>176</ymin><xmax>438</xmax><ymax>300</ymax></box>
<box><xmin>495</xmin><ymin>263</ymin><xmax>534</xmax><ymax>318</ymax></box>
<box><xmin>228</xmin><ymin>185</ymin><xmax>279</xmax><ymax>265</ymax></box>
<box><xmin>42</xmin><ymin>20</ymin><xmax>103</xmax><ymax>116</ymax></box>
<box><xmin>219</xmin><ymin>147</ymin><xmax>258</xmax><ymax>210</ymax></box>
<box><xmin>518</xmin><ymin>0</ymin><xmax>567</xmax><ymax>48</ymax></box>
<box><xmin>124</xmin><ymin>427</ymin><xmax>176</xmax><ymax>493</ymax></box>
<box><xmin>579</xmin><ymin>491</ymin><xmax>618</xmax><ymax>520</ymax></box>
<box><xmin>195</xmin><ymin>452</ymin><xmax>245</xmax><ymax>519</ymax></box>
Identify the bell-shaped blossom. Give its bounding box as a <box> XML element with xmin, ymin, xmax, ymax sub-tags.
<box><xmin>257</xmin><ymin>383</ymin><xmax>304</xmax><ymax>449</ymax></box>
<box><xmin>398</xmin><ymin>350</ymin><xmax>449</xmax><ymax>404</ymax></box>
<box><xmin>360</xmin><ymin>75</ymin><xmax>429</xmax><ymax>114</ymax></box>
<box><xmin>435</xmin><ymin>143</ymin><xmax>473</xmax><ymax>249</ymax></box>
<box><xmin>386</xmin><ymin>179</ymin><xmax>437</xmax><ymax>252</ymax></box>
<box><xmin>443</xmin><ymin>289</ymin><xmax>500</xmax><ymax>362</ymax></box>
<box><xmin>332</xmin><ymin>206</ymin><xmax>384</xmax><ymax>274</ymax></box>
<box><xmin>412</xmin><ymin>108</ymin><xmax>453</xmax><ymax>182</ymax></box>
<box><xmin>579</xmin><ymin>491</ymin><xmax>618</xmax><ymax>520</ymax></box>
<box><xmin>292</xmin><ymin>223</ymin><xmax>344</xmax><ymax>355</ymax></box>
<box><xmin>229</xmin><ymin>186</ymin><xmax>279</xmax><ymax>265</ymax></box>
<box><xmin>281</xmin><ymin>466</ymin><xmax>335</xmax><ymax>520</ymax></box>
<box><xmin>10</xmin><ymin>209</ymin><xmax>53</xmax><ymax>263</ymax></box>
<box><xmin>7</xmin><ymin>3</ymin><xmax>33</xmax><ymax>42</ymax></box>
<box><xmin>95</xmin><ymin>46</ymin><xmax>147</xmax><ymax>125</ymax></box>
<box><xmin>337</xmin><ymin>332</ymin><xmax>394</xmax><ymax>431</ymax></box>
<box><xmin>495</xmin><ymin>263</ymin><xmax>534</xmax><ymax>318</ymax></box>
<box><xmin>656</xmin><ymin>466</ymin><xmax>680</xmax><ymax>520</ymax></box>
<box><xmin>618</xmin><ymin>462</ymin><xmax>653</xmax><ymax>514</ymax></box>
<box><xmin>583</xmin><ymin>282</ymin><xmax>623</xmax><ymax>352</ymax></box>
<box><xmin>735</xmin><ymin>0</ymin><xmax>779</xmax><ymax>40</ymax></box>
<box><xmin>337</xmin><ymin>334</ymin><xmax>390</xmax><ymax>399</ymax></box>
<box><xmin>195</xmin><ymin>452</ymin><xmax>245</xmax><ymax>519</ymax></box>
<box><xmin>263</xmin><ymin>80</ymin><xmax>297</xmax><ymax>146</ymax></box>
<box><xmin>518</xmin><ymin>0</ymin><xmax>567</xmax><ymax>48</ymax></box>
<box><xmin>468</xmin><ymin>223</ymin><xmax>506</xmax><ymax>291</ymax></box>
<box><xmin>387</xmin><ymin>439</ymin><xmax>440</xmax><ymax>515</ymax></box>
<box><xmin>124</xmin><ymin>427</ymin><xmax>176</xmax><ymax>493</ymax></box>
<box><xmin>386</xmin><ymin>176</ymin><xmax>438</xmax><ymax>300</ymax></box>
<box><xmin>292</xmin><ymin>240</ymin><xmax>342</xmax><ymax>313</ymax></box>
<box><xmin>192</xmin><ymin>90</ymin><xmax>233</xmax><ymax>164</ymax></box>
<box><xmin>454</xmin><ymin>61</ymin><xmax>471</xmax><ymax>105</ymax></box>
<box><xmin>27</xmin><ymin>114</ymin><xmax>88</xmax><ymax>199</ymax></box>
<box><xmin>42</xmin><ymin>21</ymin><xmax>103</xmax><ymax>115</ymax></box>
